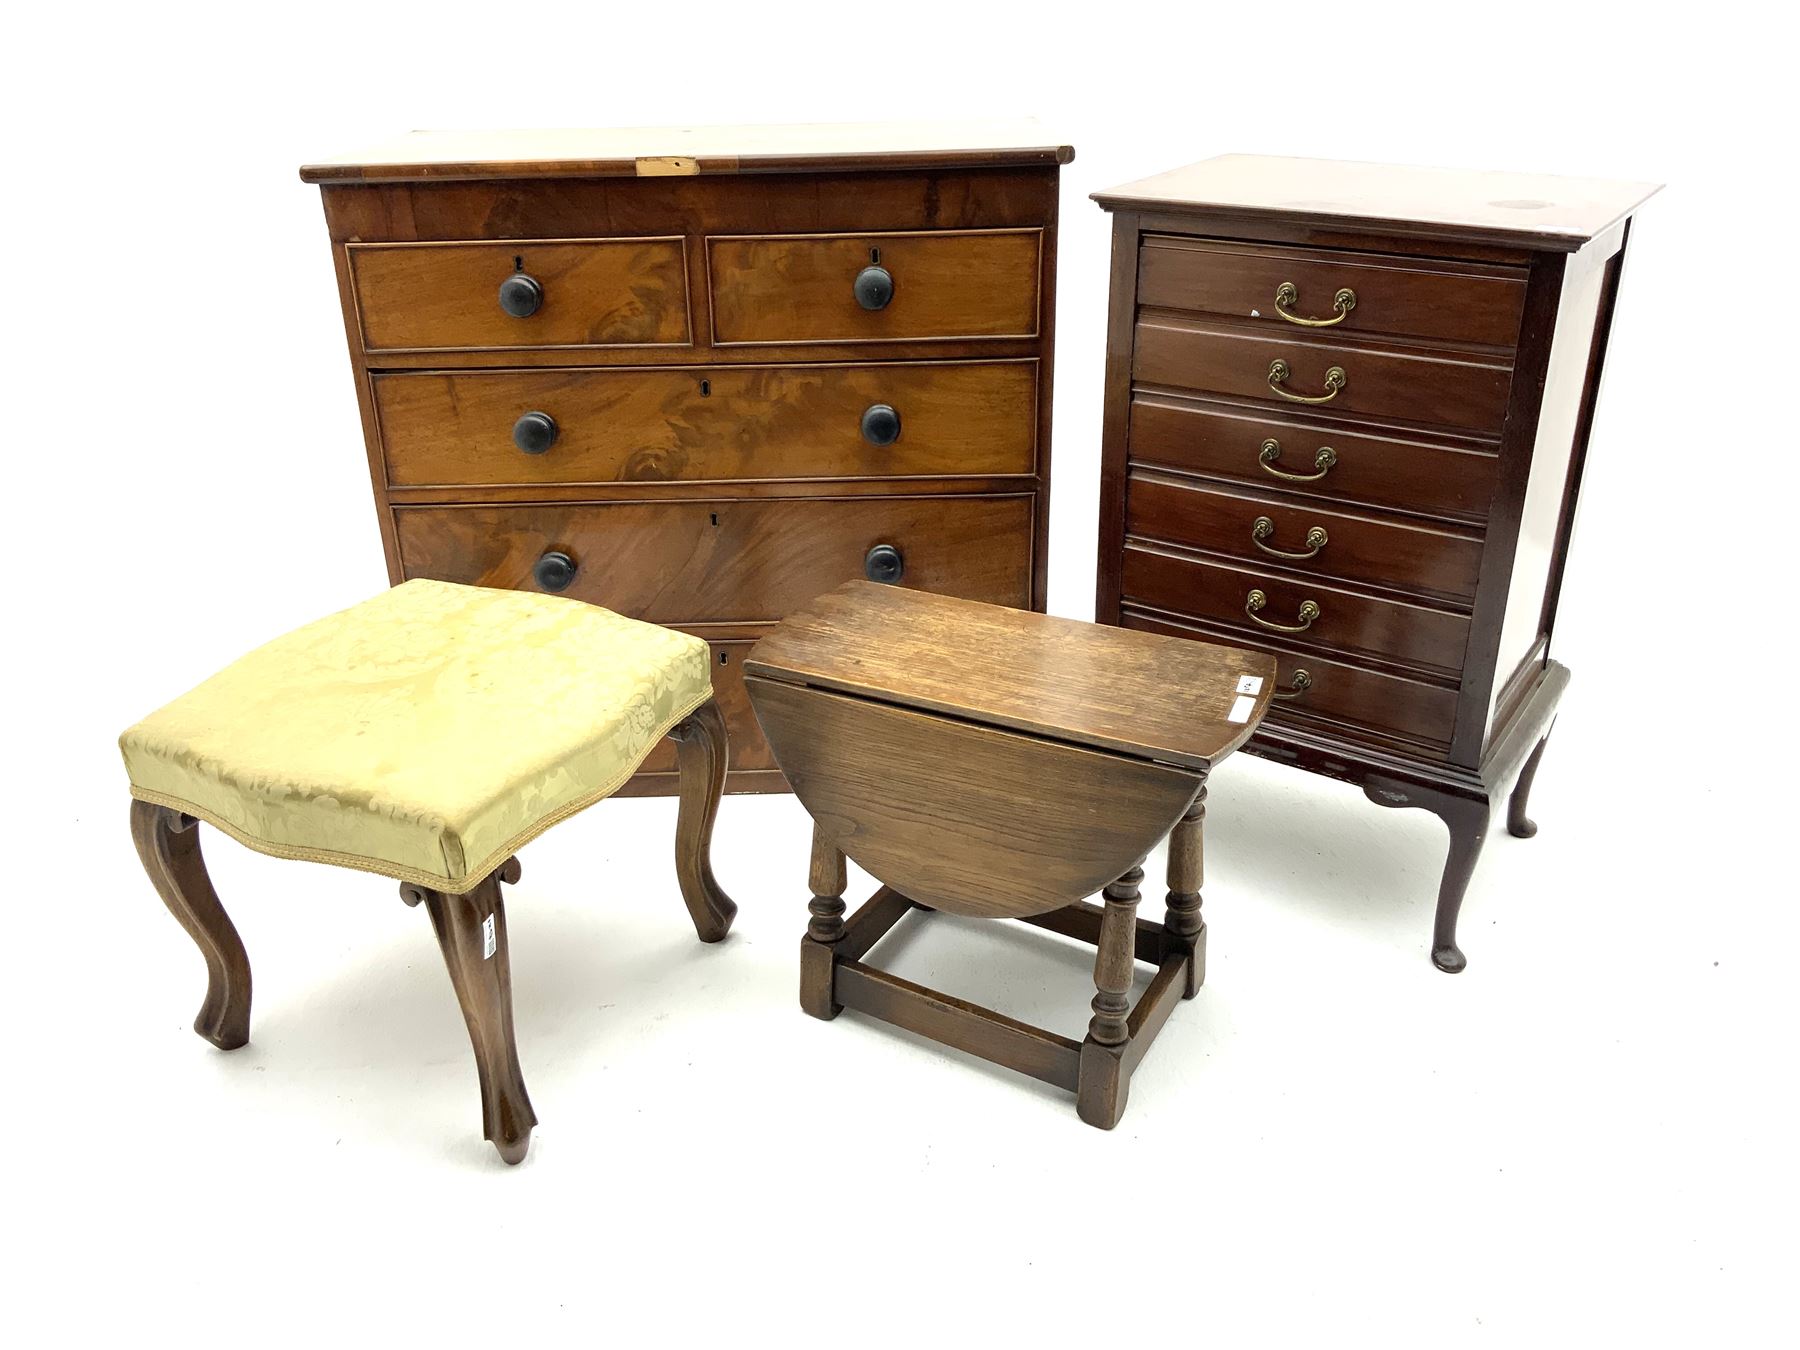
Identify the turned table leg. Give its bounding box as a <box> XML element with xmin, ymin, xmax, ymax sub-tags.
<box><xmin>1508</xmin><ymin>723</ymin><xmax>1555</xmax><ymax>839</ymax></box>
<box><xmin>1078</xmin><ymin>863</ymin><xmax>1143</xmax><ymax>1129</ymax></box>
<box><xmin>1164</xmin><ymin>784</ymin><xmax>1208</xmax><ymax>998</ymax></box>
<box><xmin>403</xmin><ymin>858</ymin><xmax>536</xmax><ymax>1165</ymax></box>
<box><xmin>130</xmin><ymin>800</ymin><xmax>251</xmax><ymax>1050</ymax></box>
<box><xmin>667</xmin><ymin>699</ymin><xmax>738</xmax><ymax>943</ymax></box>
<box><xmin>800</xmin><ymin>824</ymin><xmax>848</xmax><ymax>1020</ymax></box>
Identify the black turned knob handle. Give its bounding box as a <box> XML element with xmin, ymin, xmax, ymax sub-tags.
<box><xmin>853</xmin><ymin>265</ymin><xmax>894</xmax><ymax>311</ymax></box>
<box><xmin>864</xmin><ymin>543</ymin><xmax>904</xmax><ymax>584</ymax></box>
<box><xmin>533</xmin><ymin>551</ymin><xmax>576</xmax><ymax>592</ymax></box>
<box><xmin>498</xmin><ymin>272</ymin><xmax>544</xmax><ymax>318</ymax></box>
<box><xmin>511</xmin><ymin>411</ymin><xmax>559</xmax><ymax>455</ymax></box>
<box><xmin>860</xmin><ymin>403</ymin><xmax>901</xmax><ymax>447</ymax></box>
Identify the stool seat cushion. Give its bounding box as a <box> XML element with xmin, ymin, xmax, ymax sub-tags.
<box><xmin>119</xmin><ymin>579</ymin><xmax>712</xmax><ymax>892</ymax></box>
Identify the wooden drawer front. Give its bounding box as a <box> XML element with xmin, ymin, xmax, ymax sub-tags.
<box><xmin>1128</xmin><ymin>398</ymin><xmax>1497</xmax><ymax>525</ymax></box>
<box><xmin>1137</xmin><ymin>237</ymin><xmax>1526</xmax><ymax>350</ymax></box>
<box><xmin>376</xmin><ymin>361</ymin><xmax>1038</xmax><ymax>487</ymax></box>
<box><xmin>393</xmin><ymin>495</ymin><xmax>1034</xmax><ymax>623</ymax></box>
<box><xmin>1120</xmin><ymin>608</ymin><xmax>1457</xmax><ymax>752</ymax></box>
<box><xmin>635</xmin><ymin>640</ymin><xmax>775</xmax><ymax>776</ymax></box>
<box><xmin>1127</xmin><ymin>473</ymin><xmax>1484</xmax><ymax>603</ymax></box>
<box><xmin>708</xmin><ymin>230</ymin><xmax>1041</xmax><ymax>344</ymax></box>
<box><xmin>349</xmin><ymin>239</ymin><xmax>690</xmax><ymax>352</ymax></box>
<box><xmin>1120</xmin><ymin>544</ymin><xmax>1469</xmax><ymax>676</ymax></box>
<box><xmin>1134</xmin><ymin>317</ymin><xmax>1513</xmax><ymax>435</ymax></box>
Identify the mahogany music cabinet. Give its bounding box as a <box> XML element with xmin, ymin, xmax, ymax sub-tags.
<box><xmin>1092</xmin><ymin>155</ymin><xmax>1658</xmax><ymax>972</ymax></box>
<box><xmin>300</xmin><ymin>123</ymin><xmax>1071</xmax><ymax>794</ymax></box>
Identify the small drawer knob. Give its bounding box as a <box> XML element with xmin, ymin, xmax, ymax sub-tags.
<box><xmin>511</xmin><ymin>411</ymin><xmax>559</xmax><ymax>455</ymax></box>
<box><xmin>853</xmin><ymin>265</ymin><xmax>894</xmax><ymax>311</ymax></box>
<box><xmin>864</xmin><ymin>543</ymin><xmax>904</xmax><ymax>584</ymax></box>
<box><xmin>533</xmin><ymin>551</ymin><xmax>577</xmax><ymax>592</ymax></box>
<box><xmin>498</xmin><ymin>272</ymin><xmax>544</xmax><ymax>318</ymax></box>
<box><xmin>860</xmin><ymin>403</ymin><xmax>901</xmax><ymax>447</ymax></box>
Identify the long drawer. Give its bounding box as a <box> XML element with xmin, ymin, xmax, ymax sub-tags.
<box><xmin>1128</xmin><ymin>397</ymin><xmax>1497</xmax><ymax>525</ymax></box>
<box><xmin>1120</xmin><ymin>542</ymin><xmax>1470</xmax><ymax>675</ymax></box>
<box><xmin>634</xmin><ymin>639</ymin><xmax>776</xmax><ymax>778</ymax></box>
<box><xmin>1127</xmin><ymin>471</ymin><xmax>1484</xmax><ymax>603</ymax></box>
<box><xmin>708</xmin><ymin>230</ymin><xmax>1042</xmax><ymax>344</ymax></box>
<box><xmin>1134</xmin><ymin>316</ymin><xmax>1514</xmax><ymax>435</ymax></box>
<box><xmin>349</xmin><ymin>238</ymin><xmax>692</xmax><ymax>352</ymax></box>
<box><xmin>393</xmin><ymin>495</ymin><xmax>1036</xmax><ymax>622</ymax></box>
<box><xmin>1120</xmin><ymin>606</ymin><xmax>1458</xmax><ymax>753</ymax></box>
<box><xmin>375</xmin><ymin>360</ymin><xmax>1038</xmax><ymax>487</ymax></box>
<box><xmin>1137</xmin><ymin>236</ymin><xmax>1527</xmax><ymax>350</ymax></box>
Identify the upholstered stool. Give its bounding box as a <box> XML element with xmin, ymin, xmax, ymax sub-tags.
<box><xmin>745</xmin><ymin>581</ymin><xmax>1275</xmax><ymax>1128</ymax></box>
<box><xmin>120</xmin><ymin>579</ymin><xmax>737</xmax><ymax>1164</ymax></box>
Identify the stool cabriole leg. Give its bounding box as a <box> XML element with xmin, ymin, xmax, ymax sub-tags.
<box><xmin>1078</xmin><ymin>863</ymin><xmax>1143</xmax><ymax>1129</ymax></box>
<box><xmin>1165</xmin><ymin>784</ymin><xmax>1208</xmax><ymax>998</ymax></box>
<box><xmin>130</xmin><ymin>800</ymin><xmax>252</xmax><ymax>1051</ymax></box>
<box><xmin>668</xmin><ymin>699</ymin><xmax>738</xmax><ymax>943</ymax></box>
<box><xmin>800</xmin><ymin>824</ymin><xmax>848</xmax><ymax>1020</ymax></box>
<box><xmin>406</xmin><ymin>866</ymin><xmax>536</xmax><ymax>1166</ymax></box>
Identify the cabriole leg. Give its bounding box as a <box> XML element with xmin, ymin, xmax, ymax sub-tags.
<box><xmin>668</xmin><ymin>699</ymin><xmax>738</xmax><ymax>943</ymax></box>
<box><xmin>1508</xmin><ymin>725</ymin><xmax>1554</xmax><ymax>839</ymax></box>
<box><xmin>130</xmin><ymin>800</ymin><xmax>251</xmax><ymax>1050</ymax></box>
<box><xmin>1429</xmin><ymin>795</ymin><xmax>1492</xmax><ymax>975</ymax></box>
<box><xmin>403</xmin><ymin>860</ymin><xmax>536</xmax><ymax>1165</ymax></box>
<box><xmin>1365</xmin><ymin>784</ymin><xmax>1493</xmax><ymax>975</ymax></box>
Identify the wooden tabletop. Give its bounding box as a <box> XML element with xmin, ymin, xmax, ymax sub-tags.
<box><xmin>300</xmin><ymin>120</ymin><xmax>1074</xmax><ymax>184</ymax></box>
<box><xmin>745</xmin><ymin>582</ymin><xmax>1275</xmax><ymax>771</ymax></box>
<box><xmin>1092</xmin><ymin>154</ymin><xmax>1660</xmax><ymax>250</ymax></box>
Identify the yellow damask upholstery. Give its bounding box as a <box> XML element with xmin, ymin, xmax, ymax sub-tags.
<box><xmin>120</xmin><ymin>579</ymin><xmax>712</xmax><ymax>892</ymax></box>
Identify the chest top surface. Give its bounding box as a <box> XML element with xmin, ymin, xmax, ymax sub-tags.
<box><xmin>1092</xmin><ymin>154</ymin><xmax>1660</xmax><ymax>249</ymax></box>
<box><xmin>301</xmin><ymin>120</ymin><xmax>1074</xmax><ymax>185</ymax></box>
<box><xmin>745</xmin><ymin>581</ymin><xmax>1275</xmax><ymax>770</ymax></box>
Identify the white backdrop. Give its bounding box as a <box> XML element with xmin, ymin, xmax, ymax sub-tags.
<box><xmin>5</xmin><ymin>2</ymin><xmax>1792</xmax><ymax>1344</ymax></box>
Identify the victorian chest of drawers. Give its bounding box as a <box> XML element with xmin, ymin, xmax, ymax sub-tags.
<box><xmin>1092</xmin><ymin>156</ymin><xmax>1657</xmax><ymax>972</ymax></box>
<box><xmin>301</xmin><ymin>123</ymin><xmax>1071</xmax><ymax>794</ymax></box>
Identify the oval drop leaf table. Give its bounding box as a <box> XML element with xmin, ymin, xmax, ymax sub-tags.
<box><xmin>745</xmin><ymin>580</ymin><xmax>1275</xmax><ymax>1127</ymax></box>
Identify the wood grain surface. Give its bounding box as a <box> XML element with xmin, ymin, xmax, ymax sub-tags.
<box><xmin>374</xmin><ymin>360</ymin><xmax>1037</xmax><ymax>487</ymax></box>
<box><xmin>302</xmin><ymin>120</ymin><xmax>1074</xmax><ymax>184</ymax></box>
<box><xmin>745</xmin><ymin>580</ymin><xmax>1275</xmax><ymax>769</ymax></box>
<box><xmin>394</xmin><ymin>497</ymin><xmax>1035</xmax><ymax>622</ymax></box>
<box><xmin>1126</xmin><ymin>396</ymin><xmax>1498</xmax><ymax>525</ymax></box>
<box><xmin>1133</xmin><ymin>316</ymin><xmax>1515</xmax><ymax>435</ymax></box>
<box><xmin>1120</xmin><ymin>606</ymin><xmax>1460</xmax><ymax>752</ymax></box>
<box><xmin>747</xmin><ymin>675</ymin><xmax>1204</xmax><ymax>919</ymax></box>
<box><xmin>708</xmin><ymin>230</ymin><xmax>1041</xmax><ymax>343</ymax></box>
<box><xmin>1093</xmin><ymin>155</ymin><xmax>1660</xmax><ymax>251</ymax></box>
<box><xmin>1120</xmin><ymin>543</ymin><xmax>1472</xmax><ymax>676</ymax></box>
<box><xmin>1126</xmin><ymin>470</ymin><xmax>1485</xmax><ymax>602</ymax></box>
<box><xmin>350</xmin><ymin>239</ymin><xmax>691</xmax><ymax>352</ymax></box>
<box><xmin>1138</xmin><ymin>235</ymin><xmax>1527</xmax><ymax>349</ymax></box>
